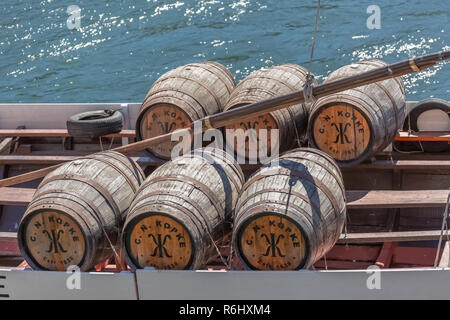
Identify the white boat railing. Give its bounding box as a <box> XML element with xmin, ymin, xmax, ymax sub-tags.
<box><xmin>2</xmin><ymin>267</ymin><xmax>450</xmax><ymax>300</ymax></box>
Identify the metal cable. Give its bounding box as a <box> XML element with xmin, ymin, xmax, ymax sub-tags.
<box><xmin>434</xmin><ymin>188</ymin><xmax>450</xmax><ymax>268</ymax></box>
<box><xmin>302</xmin><ymin>0</ymin><xmax>320</xmax><ymax>106</ymax></box>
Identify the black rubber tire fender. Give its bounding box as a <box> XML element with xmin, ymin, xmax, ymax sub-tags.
<box><xmin>402</xmin><ymin>98</ymin><xmax>450</xmax><ymax>153</ymax></box>
<box><xmin>67</xmin><ymin>109</ymin><xmax>124</xmax><ymax>138</ymax></box>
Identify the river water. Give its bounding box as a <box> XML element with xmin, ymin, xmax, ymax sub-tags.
<box><xmin>0</xmin><ymin>0</ymin><xmax>448</xmax><ymax>103</ymax></box>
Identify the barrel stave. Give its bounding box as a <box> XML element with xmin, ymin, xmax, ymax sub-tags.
<box><xmin>138</xmin><ymin>62</ymin><xmax>235</xmax><ymax>159</ymax></box>
<box><xmin>224</xmin><ymin>64</ymin><xmax>314</xmax><ymax>157</ymax></box>
<box><xmin>123</xmin><ymin>148</ymin><xmax>244</xmax><ymax>270</ymax></box>
<box><xmin>18</xmin><ymin>151</ymin><xmax>143</xmax><ymax>271</ymax></box>
<box><xmin>309</xmin><ymin>59</ymin><xmax>406</xmax><ymax>166</ymax></box>
<box><xmin>233</xmin><ymin>148</ymin><xmax>346</xmax><ymax>270</ymax></box>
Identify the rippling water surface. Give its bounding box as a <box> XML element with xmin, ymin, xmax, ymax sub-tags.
<box><xmin>0</xmin><ymin>0</ymin><xmax>448</xmax><ymax>103</ymax></box>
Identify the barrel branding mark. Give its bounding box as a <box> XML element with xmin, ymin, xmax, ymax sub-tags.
<box><xmin>226</xmin><ymin>113</ymin><xmax>277</xmax><ymax>158</ymax></box>
<box><xmin>239</xmin><ymin>215</ymin><xmax>306</xmax><ymax>270</ymax></box>
<box><xmin>140</xmin><ymin>105</ymin><xmax>191</xmax><ymax>158</ymax></box>
<box><xmin>24</xmin><ymin>211</ymin><xmax>85</xmax><ymax>271</ymax></box>
<box><xmin>313</xmin><ymin>104</ymin><xmax>370</xmax><ymax>161</ymax></box>
<box><xmin>128</xmin><ymin>215</ymin><xmax>192</xmax><ymax>270</ymax></box>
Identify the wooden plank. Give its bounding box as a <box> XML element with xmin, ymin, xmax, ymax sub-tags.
<box><xmin>0</xmin><ymin>137</ymin><xmax>13</xmax><ymax>224</ymax></box>
<box><xmin>0</xmin><ymin>187</ymin><xmax>34</xmax><ymax>205</ymax></box>
<box><xmin>313</xmin><ymin>260</ymin><xmax>373</xmax><ymax>270</ymax></box>
<box><xmin>0</xmin><ymin>138</ymin><xmax>13</xmax><ymax>155</ymax></box>
<box><xmin>320</xmin><ymin>244</ymin><xmax>380</xmax><ymax>262</ymax></box>
<box><xmin>338</xmin><ymin>230</ymin><xmax>442</xmax><ymax>244</ymax></box>
<box><xmin>346</xmin><ymin>190</ymin><xmax>449</xmax><ymax>209</ymax></box>
<box><xmin>0</xmin><ymin>155</ymin><xmax>79</xmax><ymax>165</ymax></box>
<box><xmin>0</xmin><ymin>155</ymin><xmax>261</xmax><ymax>172</ymax></box>
<box><xmin>0</xmin><ymin>129</ymin><xmax>136</xmax><ymax>138</ymax></box>
<box><xmin>393</xmin><ymin>246</ymin><xmax>442</xmax><ymax>266</ymax></box>
<box><xmin>395</xmin><ymin>131</ymin><xmax>450</xmax><ymax>141</ymax></box>
<box><xmin>0</xmin><ymin>232</ymin><xmax>20</xmax><ymax>256</ymax></box>
<box><xmin>352</xmin><ymin>160</ymin><xmax>450</xmax><ymax>170</ymax></box>
<box><xmin>0</xmin><ymin>186</ymin><xmax>446</xmax><ymax>210</ymax></box>
<box><xmin>0</xmin><ymin>155</ymin><xmax>163</xmax><ymax>166</ymax></box>
<box><xmin>375</xmin><ymin>242</ymin><xmax>396</xmax><ymax>268</ymax></box>
<box><xmin>2</xmin><ymin>154</ymin><xmax>450</xmax><ymax>172</ymax></box>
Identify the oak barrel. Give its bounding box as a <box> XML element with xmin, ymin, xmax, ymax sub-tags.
<box><xmin>224</xmin><ymin>64</ymin><xmax>315</xmax><ymax>160</ymax></box>
<box><xmin>18</xmin><ymin>151</ymin><xmax>145</xmax><ymax>271</ymax></box>
<box><xmin>122</xmin><ymin>148</ymin><xmax>244</xmax><ymax>270</ymax></box>
<box><xmin>233</xmin><ymin>148</ymin><xmax>346</xmax><ymax>270</ymax></box>
<box><xmin>309</xmin><ymin>59</ymin><xmax>406</xmax><ymax>167</ymax></box>
<box><xmin>136</xmin><ymin>61</ymin><xmax>236</xmax><ymax>159</ymax></box>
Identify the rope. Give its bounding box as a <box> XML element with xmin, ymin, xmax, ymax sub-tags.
<box><xmin>392</xmin><ymin>141</ymin><xmax>424</xmax><ymax>154</ymax></box>
<box><xmin>206</xmin><ymin>229</ymin><xmax>229</xmax><ymax>270</ymax></box>
<box><xmin>286</xmin><ymin>107</ymin><xmax>303</xmax><ymax>148</ymax></box>
<box><xmin>308</xmin><ymin>0</ymin><xmax>321</xmax><ymax>73</ymax></box>
<box><xmin>108</xmin><ymin>137</ymin><xmax>115</xmax><ymax>150</ymax></box>
<box><xmin>434</xmin><ymin>188</ymin><xmax>450</xmax><ymax>268</ymax></box>
<box><xmin>302</xmin><ymin>0</ymin><xmax>320</xmax><ymax>106</ymax></box>
<box><xmin>102</xmin><ymin>226</ymin><xmax>126</xmax><ymax>271</ymax></box>
<box><xmin>99</xmin><ymin>136</ymin><xmax>104</xmax><ymax>151</ymax></box>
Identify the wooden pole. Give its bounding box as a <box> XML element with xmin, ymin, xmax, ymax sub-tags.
<box><xmin>0</xmin><ymin>51</ymin><xmax>448</xmax><ymax>187</ymax></box>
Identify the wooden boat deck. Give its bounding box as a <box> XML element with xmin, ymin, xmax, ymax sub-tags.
<box><xmin>0</xmin><ymin>101</ymin><xmax>449</xmax><ymax>272</ymax></box>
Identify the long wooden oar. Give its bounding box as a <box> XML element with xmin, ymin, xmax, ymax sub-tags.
<box><xmin>1</xmin><ymin>50</ymin><xmax>449</xmax><ymax>187</ymax></box>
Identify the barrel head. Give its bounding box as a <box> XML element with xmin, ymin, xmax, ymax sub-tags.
<box><xmin>138</xmin><ymin>104</ymin><xmax>192</xmax><ymax>159</ymax></box>
<box><xmin>125</xmin><ymin>214</ymin><xmax>194</xmax><ymax>270</ymax></box>
<box><xmin>311</xmin><ymin>103</ymin><xmax>372</xmax><ymax>162</ymax></box>
<box><xmin>20</xmin><ymin>210</ymin><xmax>86</xmax><ymax>271</ymax></box>
<box><xmin>225</xmin><ymin>112</ymin><xmax>279</xmax><ymax>160</ymax></box>
<box><xmin>236</xmin><ymin>214</ymin><xmax>308</xmax><ymax>270</ymax></box>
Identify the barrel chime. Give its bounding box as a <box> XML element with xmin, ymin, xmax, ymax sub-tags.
<box><xmin>122</xmin><ymin>148</ymin><xmax>244</xmax><ymax>270</ymax></box>
<box><xmin>18</xmin><ymin>151</ymin><xmax>144</xmax><ymax>271</ymax></box>
<box><xmin>309</xmin><ymin>59</ymin><xmax>406</xmax><ymax>167</ymax></box>
<box><xmin>136</xmin><ymin>61</ymin><xmax>235</xmax><ymax>159</ymax></box>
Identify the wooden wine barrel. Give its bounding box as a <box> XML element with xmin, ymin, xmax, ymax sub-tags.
<box><xmin>224</xmin><ymin>64</ymin><xmax>315</xmax><ymax>160</ymax></box>
<box><xmin>309</xmin><ymin>59</ymin><xmax>406</xmax><ymax>167</ymax></box>
<box><xmin>233</xmin><ymin>148</ymin><xmax>346</xmax><ymax>270</ymax></box>
<box><xmin>136</xmin><ymin>61</ymin><xmax>236</xmax><ymax>159</ymax></box>
<box><xmin>122</xmin><ymin>148</ymin><xmax>244</xmax><ymax>270</ymax></box>
<box><xmin>18</xmin><ymin>151</ymin><xmax>145</xmax><ymax>271</ymax></box>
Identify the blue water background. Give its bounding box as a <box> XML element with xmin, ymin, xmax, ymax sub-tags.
<box><xmin>0</xmin><ymin>0</ymin><xmax>448</xmax><ymax>103</ymax></box>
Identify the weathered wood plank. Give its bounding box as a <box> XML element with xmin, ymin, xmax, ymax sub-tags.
<box><xmin>320</xmin><ymin>244</ymin><xmax>380</xmax><ymax>262</ymax></box>
<box><xmin>0</xmin><ymin>232</ymin><xmax>20</xmax><ymax>256</ymax></box>
<box><xmin>0</xmin><ymin>129</ymin><xmax>136</xmax><ymax>138</ymax></box>
<box><xmin>0</xmin><ymin>187</ymin><xmax>34</xmax><ymax>205</ymax></box>
<box><xmin>314</xmin><ymin>260</ymin><xmax>373</xmax><ymax>270</ymax></box>
<box><xmin>338</xmin><ymin>230</ymin><xmax>442</xmax><ymax>244</ymax></box>
<box><xmin>0</xmin><ymin>155</ymin><xmax>164</xmax><ymax>166</ymax></box>
<box><xmin>0</xmin><ymin>138</ymin><xmax>13</xmax><ymax>155</ymax></box>
<box><xmin>351</xmin><ymin>160</ymin><xmax>450</xmax><ymax>170</ymax></box>
<box><xmin>0</xmin><ymin>155</ymin><xmax>256</xmax><ymax>170</ymax></box>
<box><xmin>346</xmin><ymin>190</ymin><xmax>449</xmax><ymax>209</ymax></box>
<box><xmin>3</xmin><ymin>154</ymin><xmax>450</xmax><ymax>173</ymax></box>
<box><xmin>0</xmin><ymin>155</ymin><xmax>79</xmax><ymax>165</ymax></box>
<box><xmin>1</xmin><ymin>187</ymin><xmax>447</xmax><ymax>210</ymax></box>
